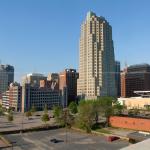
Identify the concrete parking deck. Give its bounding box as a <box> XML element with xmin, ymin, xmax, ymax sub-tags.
<box><xmin>3</xmin><ymin>128</ymin><xmax>129</xmax><ymax>150</ymax></box>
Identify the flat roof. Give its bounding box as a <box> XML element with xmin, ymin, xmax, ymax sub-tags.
<box><xmin>127</xmin><ymin>132</ymin><xmax>150</xmax><ymax>141</ymax></box>
<box><xmin>134</xmin><ymin>91</ymin><xmax>150</xmax><ymax>93</ymax></box>
<box><xmin>120</xmin><ymin>138</ymin><xmax>150</xmax><ymax>150</ymax></box>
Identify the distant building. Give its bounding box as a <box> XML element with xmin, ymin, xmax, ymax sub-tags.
<box><xmin>77</xmin><ymin>11</ymin><xmax>116</xmax><ymax>99</ymax></box>
<box><xmin>59</xmin><ymin>69</ymin><xmax>78</xmax><ymax>105</ymax></box>
<box><xmin>21</xmin><ymin>83</ymin><xmax>64</xmax><ymax>112</ymax></box>
<box><xmin>47</xmin><ymin>73</ymin><xmax>59</xmax><ymax>83</ymax></box>
<box><xmin>0</xmin><ymin>64</ymin><xmax>14</xmax><ymax>96</ymax></box>
<box><xmin>21</xmin><ymin>72</ymin><xmax>68</xmax><ymax>112</ymax></box>
<box><xmin>121</xmin><ymin>64</ymin><xmax>150</xmax><ymax>97</ymax></box>
<box><xmin>115</xmin><ymin>61</ymin><xmax>121</xmax><ymax>97</ymax></box>
<box><xmin>40</xmin><ymin>79</ymin><xmax>59</xmax><ymax>90</ymax></box>
<box><xmin>2</xmin><ymin>82</ymin><xmax>22</xmax><ymax>111</ymax></box>
<box><xmin>118</xmin><ymin>97</ymin><xmax>150</xmax><ymax>110</ymax></box>
<box><xmin>40</xmin><ymin>73</ymin><xmax>59</xmax><ymax>90</ymax></box>
<box><xmin>22</xmin><ymin>73</ymin><xmax>47</xmax><ymax>87</ymax></box>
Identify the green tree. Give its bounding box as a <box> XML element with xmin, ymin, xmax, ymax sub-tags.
<box><xmin>113</xmin><ymin>101</ymin><xmax>124</xmax><ymax>115</ymax></box>
<box><xmin>53</xmin><ymin>106</ymin><xmax>61</xmax><ymax>117</ymax></box>
<box><xmin>63</xmin><ymin>108</ymin><xmax>75</xmax><ymax>128</ymax></box>
<box><xmin>0</xmin><ymin>106</ymin><xmax>3</xmax><ymax>116</ymax></box>
<box><xmin>44</xmin><ymin>104</ymin><xmax>48</xmax><ymax>114</ymax></box>
<box><xmin>7</xmin><ymin>107</ymin><xmax>13</xmax><ymax>113</ymax></box>
<box><xmin>7</xmin><ymin>113</ymin><xmax>13</xmax><ymax>122</ymax></box>
<box><xmin>68</xmin><ymin>102</ymin><xmax>78</xmax><ymax>114</ymax></box>
<box><xmin>132</xmin><ymin>108</ymin><xmax>140</xmax><ymax>115</ymax></box>
<box><xmin>53</xmin><ymin>106</ymin><xmax>74</xmax><ymax>127</ymax></box>
<box><xmin>31</xmin><ymin>105</ymin><xmax>36</xmax><ymax>115</ymax></box>
<box><xmin>53</xmin><ymin>106</ymin><xmax>63</xmax><ymax>125</ymax></box>
<box><xmin>76</xmin><ymin>100</ymin><xmax>95</xmax><ymax>133</ymax></box>
<box><xmin>41</xmin><ymin>113</ymin><xmax>50</xmax><ymax>125</ymax></box>
<box><xmin>92</xmin><ymin>100</ymin><xmax>103</xmax><ymax>124</ymax></box>
<box><xmin>62</xmin><ymin>108</ymin><xmax>75</xmax><ymax>143</ymax></box>
<box><xmin>26</xmin><ymin>111</ymin><xmax>32</xmax><ymax>120</ymax></box>
<box><xmin>128</xmin><ymin>108</ymin><xmax>140</xmax><ymax>116</ymax></box>
<box><xmin>97</xmin><ymin>97</ymin><xmax>114</xmax><ymax>127</ymax></box>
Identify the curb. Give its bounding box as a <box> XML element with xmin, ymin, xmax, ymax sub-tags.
<box><xmin>0</xmin><ymin>135</ymin><xmax>12</xmax><ymax>148</ymax></box>
<box><xmin>71</xmin><ymin>127</ymin><xmax>129</xmax><ymax>140</ymax></box>
<box><xmin>0</xmin><ymin>125</ymin><xmax>62</xmax><ymax>135</ymax></box>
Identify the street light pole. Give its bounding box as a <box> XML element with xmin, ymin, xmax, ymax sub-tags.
<box><xmin>11</xmin><ymin>141</ymin><xmax>16</xmax><ymax>150</ymax></box>
<box><xmin>65</xmin><ymin>123</ymin><xmax>67</xmax><ymax>143</ymax></box>
<box><xmin>21</xmin><ymin>112</ymin><xmax>24</xmax><ymax>134</ymax></box>
<box><xmin>64</xmin><ymin>108</ymin><xmax>68</xmax><ymax>143</ymax></box>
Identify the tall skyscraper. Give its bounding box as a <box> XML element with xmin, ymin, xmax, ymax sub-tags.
<box><xmin>77</xmin><ymin>12</ymin><xmax>116</xmax><ymax>99</ymax></box>
<box><xmin>0</xmin><ymin>64</ymin><xmax>14</xmax><ymax>96</ymax></box>
<box><xmin>115</xmin><ymin>61</ymin><xmax>121</xmax><ymax>97</ymax></box>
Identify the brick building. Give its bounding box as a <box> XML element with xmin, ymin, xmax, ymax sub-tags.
<box><xmin>59</xmin><ymin>69</ymin><xmax>78</xmax><ymax>105</ymax></box>
<box><xmin>2</xmin><ymin>82</ymin><xmax>22</xmax><ymax>111</ymax></box>
<box><xmin>109</xmin><ymin>116</ymin><xmax>150</xmax><ymax>132</ymax></box>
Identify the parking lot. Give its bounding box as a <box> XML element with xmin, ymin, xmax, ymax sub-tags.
<box><xmin>0</xmin><ymin>112</ymin><xmax>55</xmax><ymax>133</ymax></box>
<box><xmin>3</xmin><ymin>128</ymin><xmax>129</xmax><ymax>150</ymax></box>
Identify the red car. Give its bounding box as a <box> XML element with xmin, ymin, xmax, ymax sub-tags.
<box><xmin>107</xmin><ymin>136</ymin><xmax>120</xmax><ymax>142</ymax></box>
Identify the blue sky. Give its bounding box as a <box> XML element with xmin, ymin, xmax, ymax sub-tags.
<box><xmin>0</xmin><ymin>0</ymin><xmax>150</xmax><ymax>81</ymax></box>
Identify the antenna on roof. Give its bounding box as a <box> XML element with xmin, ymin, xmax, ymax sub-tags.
<box><xmin>125</xmin><ymin>61</ymin><xmax>128</xmax><ymax>68</ymax></box>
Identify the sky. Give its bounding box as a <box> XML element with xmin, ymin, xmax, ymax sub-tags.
<box><xmin>0</xmin><ymin>0</ymin><xmax>150</xmax><ymax>82</ymax></box>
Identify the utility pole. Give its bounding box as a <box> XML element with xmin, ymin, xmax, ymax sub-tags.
<box><xmin>20</xmin><ymin>112</ymin><xmax>24</xmax><ymax>134</ymax></box>
<box><xmin>64</xmin><ymin>108</ymin><xmax>68</xmax><ymax>143</ymax></box>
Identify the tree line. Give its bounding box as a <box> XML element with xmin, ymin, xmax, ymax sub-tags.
<box><xmin>52</xmin><ymin>97</ymin><xmax>124</xmax><ymax>133</ymax></box>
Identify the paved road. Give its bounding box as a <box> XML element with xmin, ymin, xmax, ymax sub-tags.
<box><xmin>3</xmin><ymin>129</ymin><xmax>129</xmax><ymax>150</ymax></box>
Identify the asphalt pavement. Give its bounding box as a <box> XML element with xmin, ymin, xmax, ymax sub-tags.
<box><xmin>3</xmin><ymin>128</ymin><xmax>129</xmax><ymax>150</ymax></box>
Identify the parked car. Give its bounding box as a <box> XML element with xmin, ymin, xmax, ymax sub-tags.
<box><xmin>107</xmin><ymin>136</ymin><xmax>120</xmax><ymax>142</ymax></box>
<box><xmin>50</xmin><ymin>138</ymin><xmax>58</xmax><ymax>143</ymax></box>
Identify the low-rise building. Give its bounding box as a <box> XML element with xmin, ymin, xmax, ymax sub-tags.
<box><xmin>109</xmin><ymin>116</ymin><xmax>150</xmax><ymax>132</ymax></box>
<box><xmin>21</xmin><ymin>83</ymin><xmax>66</xmax><ymax>112</ymax></box>
<box><xmin>2</xmin><ymin>82</ymin><xmax>22</xmax><ymax>111</ymax></box>
<box><xmin>118</xmin><ymin>97</ymin><xmax>150</xmax><ymax>109</ymax></box>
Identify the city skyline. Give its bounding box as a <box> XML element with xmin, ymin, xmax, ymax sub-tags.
<box><xmin>0</xmin><ymin>0</ymin><xmax>150</xmax><ymax>82</ymax></box>
<box><xmin>1</xmin><ymin>1</ymin><xmax>150</xmax><ymax>149</ymax></box>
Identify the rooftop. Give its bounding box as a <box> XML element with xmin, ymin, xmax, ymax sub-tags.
<box><xmin>121</xmin><ymin>138</ymin><xmax>150</xmax><ymax>150</ymax></box>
